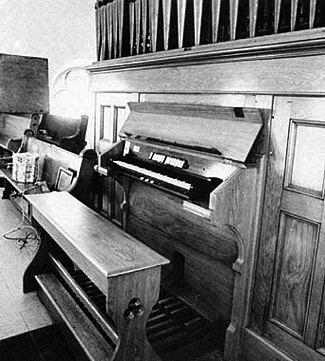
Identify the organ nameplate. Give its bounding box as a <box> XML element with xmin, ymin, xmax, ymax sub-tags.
<box><xmin>149</xmin><ymin>152</ymin><xmax>187</xmax><ymax>168</ymax></box>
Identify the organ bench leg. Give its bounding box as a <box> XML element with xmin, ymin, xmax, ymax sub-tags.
<box><xmin>108</xmin><ymin>266</ymin><xmax>162</xmax><ymax>361</ymax></box>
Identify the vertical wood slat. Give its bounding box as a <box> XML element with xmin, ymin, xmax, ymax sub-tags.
<box><xmin>135</xmin><ymin>0</ymin><xmax>141</xmax><ymax>54</ymax></box>
<box><xmin>162</xmin><ymin>0</ymin><xmax>172</xmax><ymax>50</ymax></box>
<box><xmin>100</xmin><ymin>5</ymin><xmax>107</xmax><ymax>60</ymax></box>
<box><xmin>229</xmin><ymin>0</ymin><xmax>239</xmax><ymax>40</ymax></box>
<box><xmin>129</xmin><ymin>1</ymin><xmax>135</xmax><ymax>55</ymax></box>
<box><xmin>117</xmin><ymin>0</ymin><xmax>125</xmax><ymax>58</ymax></box>
<box><xmin>177</xmin><ymin>0</ymin><xmax>187</xmax><ymax>48</ymax></box>
<box><xmin>193</xmin><ymin>0</ymin><xmax>203</xmax><ymax>46</ymax></box>
<box><xmin>274</xmin><ymin>0</ymin><xmax>282</xmax><ymax>33</ymax></box>
<box><xmin>107</xmin><ymin>3</ymin><xmax>113</xmax><ymax>59</ymax></box>
<box><xmin>141</xmin><ymin>0</ymin><xmax>148</xmax><ymax>52</ymax></box>
<box><xmin>310</xmin><ymin>0</ymin><xmax>317</xmax><ymax>29</ymax></box>
<box><xmin>211</xmin><ymin>0</ymin><xmax>221</xmax><ymax>43</ymax></box>
<box><xmin>95</xmin><ymin>1</ymin><xmax>101</xmax><ymax>61</ymax></box>
<box><xmin>113</xmin><ymin>0</ymin><xmax>118</xmax><ymax>58</ymax></box>
<box><xmin>249</xmin><ymin>0</ymin><xmax>259</xmax><ymax>37</ymax></box>
<box><xmin>291</xmin><ymin>0</ymin><xmax>299</xmax><ymax>31</ymax></box>
<box><xmin>148</xmin><ymin>0</ymin><xmax>159</xmax><ymax>52</ymax></box>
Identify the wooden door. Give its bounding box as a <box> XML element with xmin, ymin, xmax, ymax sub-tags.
<box><xmin>250</xmin><ymin>97</ymin><xmax>325</xmax><ymax>361</ymax></box>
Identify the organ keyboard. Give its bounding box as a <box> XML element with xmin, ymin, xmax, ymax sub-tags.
<box><xmin>95</xmin><ymin>102</ymin><xmax>263</xmax><ymax>209</ymax></box>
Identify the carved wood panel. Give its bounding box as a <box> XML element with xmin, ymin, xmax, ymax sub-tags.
<box><xmin>249</xmin><ymin>96</ymin><xmax>325</xmax><ymax>361</ymax></box>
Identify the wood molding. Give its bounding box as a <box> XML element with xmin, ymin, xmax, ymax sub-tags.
<box><xmin>87</xmin><ymin>28</ymin><xmax>325</xmax><ymax>73</ymax></box>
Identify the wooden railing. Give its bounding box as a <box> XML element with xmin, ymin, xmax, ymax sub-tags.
<box><xmin>95</xmin><ymin>0</ymin><xmax>325</xmax><ymax>61</ymax></box>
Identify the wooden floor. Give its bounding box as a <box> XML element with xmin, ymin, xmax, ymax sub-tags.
<box><xmin>0</xmin><ymin>187</ymin><xmax>225</xmax><ymax>361</ymax></box>
<box><xmin>0</xmin><ymin>190</ymin><xmax>78</xmax><ymax>360</ymax></box>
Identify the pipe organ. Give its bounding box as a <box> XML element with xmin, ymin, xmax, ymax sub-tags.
<box><xmin>95</xmin><ymin>0</ymin><xmax>325</xmax><ymax>61</ymax></box>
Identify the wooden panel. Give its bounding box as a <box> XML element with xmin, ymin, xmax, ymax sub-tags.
<box><xmin>284</xmin><ymin>120</ymin><xmax>325</xmax><ymax>198</ymax></box>
<box><xmin>271</xmin><ymin>213</ymin><xmax>319</xmax><ymax>337</ymax></box>
<box><xmin>128</xmin><ymin>182</ymin><xmax>237</xmax><ymax>266</ymax></box>
<box><xmin>88</xmin><ymin>51</ymin><xmax>325</xmax><ymax>95</ymax></box>
<box><xmin>122</xmin><ymin>102</ymin><xmax>262</xmax><ymax>162</ymax></box>
<box><xmin>127</xmin><ymin>182</ymin><xmax>236</xmax><ymax>320</ymax></box>
<box><xmin>0</xmin><ymin>54</ymin><xmax>49</xmax><ymax>113</ymax></box>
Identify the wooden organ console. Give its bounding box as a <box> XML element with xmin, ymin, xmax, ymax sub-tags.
<box><xmin>20</xmin><ymin>100</ymin><xmax>270</xmax><ymax>360</ymax></box>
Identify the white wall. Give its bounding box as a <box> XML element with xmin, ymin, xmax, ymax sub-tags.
<box><xmin>0</xmin><ymin>0</ymin><xmax>95</xmax><ymax>90</ymax></box>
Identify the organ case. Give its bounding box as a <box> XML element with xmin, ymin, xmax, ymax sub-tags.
<box><xmin>94</xmin><ymin>102</ymin><xmax>270</xmax><ymax>360</ymax></box>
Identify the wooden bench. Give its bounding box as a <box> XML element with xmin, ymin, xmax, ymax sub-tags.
<box><xmin>24</xmin><ymin>191</ymin><xmax>169</xmax><ymax>361</ymax></box>
<box><xmin>1</xmin><ymin>135</ymin><xmax>97</xmax><ymax>215</ymax></box>
<box><xmin>37</xmin><ymin>114</ymin><xmax>88</xmax><ymax>154</ymax></box>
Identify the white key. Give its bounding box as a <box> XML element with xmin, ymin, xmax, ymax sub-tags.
<box><xmin>113</xmin><ymin>160</ymin><xmax>191</xmax><ymax>191</ymax></box>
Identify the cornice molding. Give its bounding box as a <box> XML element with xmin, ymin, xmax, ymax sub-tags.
<box><xmin>87</xmin><ymin>28</ymin><xmax>325</xmax><ymax>73</ymax></box>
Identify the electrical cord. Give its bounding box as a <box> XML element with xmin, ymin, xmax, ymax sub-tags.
<box><xmin>1</xmin><ymin>185</ymin><xmax>41</xmax><ymax>249</ymax></box>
